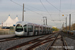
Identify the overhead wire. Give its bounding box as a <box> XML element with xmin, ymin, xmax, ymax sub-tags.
<box><xmin>46</xmin><ymin>0</ymin><xmax>65</xmax><ymax>14</ymax></box>
<box><xmin>10</xmin><ymin>0</ymin><xmax>44</xmax><ymax>12</ymax></box>
<box><xmin>70</xmin><ymin>0</ymin><xmax>72</xmax><ymax>13</ymax></box>
<box><xmin>10</xmin><ymin>0</ymin><xmax>44</xmax><ymax>16</ymax></box>
<box><xmin>25</xmin><ymin>4</ymin><xmax>44</xmax><ymax>12</ymax></box>
<box><xmin>40</xmin><ymin>0</ymin><xmax>63</xmax><ymax>26</ymax></box>
<box><xmin>65</xmin><ymin>0</ymin><xmax>72</xmax><ymax>14</ymax></box>
<box><xmin>59</xmin><ymin>0</ymin><xmax>61</xmax><ymax>20</ymax></box>
<box><xmin>10</xmin><ymin>0</ymin><xmax>22</xmax><ymax>7</ymax></box>
<box><xmin>40</xmin><ymin>0</ymin><xmax>52</xmax><ymax>19</ymax></box>
<box><xmin>46</xmin><ymin>0</ymin><xmax>64</xmax><ymax>27</ymax></box>
<box><xmin>46</xmin><ymin>0</ymin><xmax>61</xmax><ymax>12</ymax></box>
<box><xmin>46</xmin><ymin>0</ymin><xmax>73</xmax><ymax>15</ymax></box>
<box><xmin>10</xmin><ymin>0</ymin><xmax>66</xmax><ymax>27</ymax></box>
<box><xmin>46</xmin><ymin>0</ymin><xmax>63</xmax><ymax>22</ymax></box>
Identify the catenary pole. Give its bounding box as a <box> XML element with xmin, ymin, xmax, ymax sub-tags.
<box><xmin>22</xmin><ymin>3</ymin><xmax>24</xmax><ymax>21</ymax></box>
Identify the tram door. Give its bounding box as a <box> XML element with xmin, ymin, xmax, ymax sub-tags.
<box><xmin>28</xmin><ymin>25</ymin><xmax>33</xmax><ymax>36</ymax></box>
<box><xmin>24</xmin><ymin>25</ymin><xmax>28</xmax><ymax>36</ymax></box>
<box><xmin>34</xmin><ymin>26</ymin><xmax>39</xmax><ymax>35</ymax></box>
<box><xmin>39</xmin><ymin>26</ymin><xmax>42</xmax><ymax>35</ymax></box>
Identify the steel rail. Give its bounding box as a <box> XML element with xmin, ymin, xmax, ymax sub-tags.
<box><xmin>7</xmin><ymin>33</ymin><xmax>56</xmax><ymax>50</ymax></box>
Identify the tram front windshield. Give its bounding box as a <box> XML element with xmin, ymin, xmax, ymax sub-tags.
<box><xmin>15</xmin><ymin>24</ymin><xmax>23</xmax><ymax>32</ymax></box>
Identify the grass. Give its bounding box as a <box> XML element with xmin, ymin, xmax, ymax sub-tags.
<box><xmin>0</xmin><ymin>28</ymin><xmax>15</xmax><ymax>35</ymax></box>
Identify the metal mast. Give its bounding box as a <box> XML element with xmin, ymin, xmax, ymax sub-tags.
<box><xmin>66</xmin><ymin>17</ymin><xmax>67</xmax><ymax>31</ymax></box>
<box><xmin>69</xmin><ymin>14</ymin><xmax>71</xmax><ymax>30</ymax></box>
<box><xmin>22</xmin><ymin>3</ymin><xmax>24</xmax><ymax>21</ymax></box>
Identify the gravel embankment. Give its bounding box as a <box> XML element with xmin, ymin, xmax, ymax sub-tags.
<box><xmin>61</xmin><ymin>32</ymin><xmax>75</xmax><ymax>50</ymax></box>
<box><xmin>34</xmin><ymin>39</ymin><xmax>63</xmax><ymax>50</ymax></box>
<box><xmin>34</xmin><ymin>34</ymin><xmax>60</xmax><ymax>50</ymax></box>
<box><xmin>64</xmin><ymin>37</ymin><xmax>75</xmax><ymax>50</ymax></box>
<box><xmin>34</xmin><ymin>42</ymin><xmax>52</xmax><ymax>50</ymax></box>
<box><xmin>0</xmin><ymin>36</ymin><xmax>43</xmax><ymax>50</ymax></box>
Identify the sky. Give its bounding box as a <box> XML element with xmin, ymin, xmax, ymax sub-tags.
<box><xmin>0</xmin><ymin>0</ymin><xmax>75</xmax><ymax>28</ymax></box>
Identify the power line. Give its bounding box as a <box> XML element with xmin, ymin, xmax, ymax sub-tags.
<box><xmin>10</xmin><ymin>0</ymin><xmax>44</xmax><ymax>16</ymax></box>
<box><xmin>40</xmin><ymin>0</ymin><xmax>52</xmax><ymax>19</ymax></box>
<box><xmin>59</xmin><ymin>0</ymin><xmax>61</xmax><ymax>20</ymax></box>
<box><xmin>46</xmin><ymin>0</ymin><xmax>61</xmax><ymax>12</ymax></box>
<box><xmin>10</xmin><ymin>0</ymin><xmax>65</xmax><ymax>26</ymax></box>
<box><xmin>70</xmin><ymin>0</ymin><xmax>72</xmax><ymax>12</ymax></box>
<box><xmin>41</xmin><ymin>0</ymin><xmax>64</xmax><ymax>25</ymax></box>
<box><xmin>11</xmin><ymin>0</ymin><xmax>43</xmax><ymax>11</ymax></box>
<box><xmin>25</xmin><ymin>7</ymin><xmax>44</xmax><ymax>16</ymax></box>
<box><xmin>10</xmin><ymin>0</ymin><xmax>22</xmax><ymax>7</ymax></box>
<box><xmin>46</xmin><ymin>0</ymin><xmax>63</xmax><ymax>21</ymax></box>
<box><xmin>26</xmin><ymin>5</ymin><xmax>44</xmax><ymax>12</ymax></box>
<box><xmin>46</xmin><ymin>0</ymin><xmax>70</xmax><ymax>15</ymax></box>
<box><xmin>60</xmin><ymin>0</ymin><xmax>61</xmax><ymax>12</ymax></box>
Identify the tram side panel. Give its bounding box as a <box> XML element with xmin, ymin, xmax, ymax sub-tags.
<box><xmin>15</xmin><ymin>23</ymin><xmax>52</xmax><ymax>36</ymax></box>
<box><xmin>34</xmin><ymin>25</ymin><xmax>40</xmax><ymax>35</ymax></box>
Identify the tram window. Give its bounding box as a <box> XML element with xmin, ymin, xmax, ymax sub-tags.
<box><xmin>16</xmin><ymin>24</ymin><xmax>23</xmax><ymax>32</ymax></box>
<box><xmin>47</xmin><ymin>28</ymin><xmax>48</xmax><ymax>31</ymax></box>
<box><xmin>48</xmin><ymin>28</ymin><xmax>49</xmax><ymax>31</ymax></box>
<box><xmin>24</xmin><ymin>25</ymin><xmax>27</xmax><ymax>32</ymax></box>
<box><xmin>34</xmin><ymin>26</ymin><xmax>39</xmax><ymax>31</ymax></box>
<box><xmin>43</xmin><ymin>27</ymin><xmax>46</xmax><ymax>31</ymax></box>
<box><xmin>28</xmin><ymin>25</ymin><xmax>33</xmax><ymax>32</ymax></box>
<box><xmin>42</xmin><ymin>27</ymin><xmax>44</xmax><ymax>31</ymax></box>
<box><xmin>40</xmin><ymin>27</ymin><xmax>42</xmax><ymax>32</ymax></box>
<box><xmin>49</xmin><ymin>28</ymin><xmax>51</xmax><ymax>31</ymax></box>
<box><xmin>6</xmin><ymin>27</ymin><xmax>10</xmax><ymax>29</ymax></box>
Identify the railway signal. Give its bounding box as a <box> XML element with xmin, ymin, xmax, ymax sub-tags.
<box><xmin>62</xmin><ymin>14</ymin><xmax>64</xmax><ymax>16</ymax></box>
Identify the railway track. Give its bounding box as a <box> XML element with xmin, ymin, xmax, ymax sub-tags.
<box><xmin>7</xmin><ymin>33</ymin><xmax>57</xmax><ymax>50</ymax></box>
<box><xmin>0</xmin><ymin>35</ymin><xmax>45</xmax><ymax>42</ymax></box>
<box><xmin>6</xmin><ymin>32</ymin><xmax>69</xmax><ymax>50</ymax></box>
<box><xmin>0</xmin><ymin>32</ymin><xmax>57</xmax><ymax>42</ymax></box>
<box><xmin>7</xmin><ymin>33</ymin><xmax>55</xmax><ymax>50</ymax></box>
<box><xmin>0</xmin><ymin>37</ymin><xmax>20</xmax><ymax>42</ymax></box>
<box><xmin>45</xmin><ymin>32</ymin><xmax>69</xmax><ymax>50</ymax></box>
<box><xmin>25</xmin><ymin>34</ymin><xmax>60</xmax><ymax>50</ymax></box>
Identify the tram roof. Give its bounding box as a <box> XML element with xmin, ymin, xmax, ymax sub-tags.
<box><xmin>16</xmin><ymin>21</ymin><xmax>51</xmax><ymax>28</ymax></box>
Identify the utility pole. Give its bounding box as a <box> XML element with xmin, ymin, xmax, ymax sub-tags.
<box><xmin>22</xmin><ymin>3</ymin><xmax>24</xmax><ymax>21</ymax></box>
<box><xmin>43</xmin><ymin>18</ymin><xmax>45</xmax><ymax>25</ymax></box>
<box><xmin>46</xmin><ymin>17</ymin><xmax>47</xmax><ymax>25</ymax></box>
<box><xmin>69</xmin><ymin>14</ymin><xmax>71</xmax><ymax>30</ymax></box>
<box><xmin>2</xmin><ymin>21</ymin><xmax>3</xmax><ymax>27</ymax></box>
<box><xmin>66</xmin><ymin>17</ymin><xmax>67</xmax><ymax>31</ymax></box>
<box><xmin>62</xmin><ymin>22</ymin><xmax>64</xmax><ymax>30</ymax></box>
<box><xmin>43</xmin><ymin>17</ymin><xmax>47</xmax><ymax>25</ymax></box>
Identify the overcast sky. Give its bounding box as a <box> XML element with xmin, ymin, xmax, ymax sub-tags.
<box><xmin>0</xmin><ymin>0</ymin><xmax>75</xmax><ymax>28</ymax></box>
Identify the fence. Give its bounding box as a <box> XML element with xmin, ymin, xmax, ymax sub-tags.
<box><xmin>0</xmin><ymin>29</ymin><xmax>15</xmax><ymax>35</ymax></box>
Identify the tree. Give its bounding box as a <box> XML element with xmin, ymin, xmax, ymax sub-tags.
<box><xmin>72</xmin><ymin>23</ymin><xmax>75</xmax><ymax>30</ymax></box>
<box><xmin>52</xmin><ymin>27</ymin><xmax>59</xmax><ymax>31</ymax></box>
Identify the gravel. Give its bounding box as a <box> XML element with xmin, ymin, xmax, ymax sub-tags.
<box><xmin>0</xmin><ymin>35</ymin><xmax>43</xmax><ymax>50</ymax></box>
<box><xmin>11</xmin><ymin>34</ymin><xmax>55</xmax><ymax>50</ymax></box>
<box><xmin>34</xmin><ymin>42</ymin><xmax>52</xmax><ymax>50</ymax></box>
<box><xmin>61</xmin><ymin>32</ymin><xmax>75</xmax><ymax>50</ymax></box>
<box><xmin>64</xmin><ymin>37</ymin><xmax>75</xmax><ymax>50</ymax></box>
<box><xmin>34</xmin><ymin>39</ymin><xmax>63</xmax><ymax>50</ymax></box>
